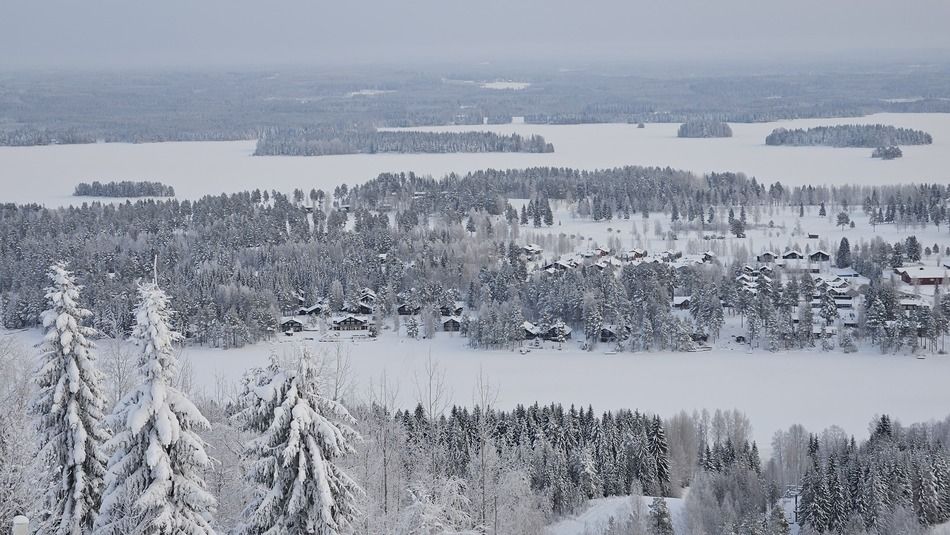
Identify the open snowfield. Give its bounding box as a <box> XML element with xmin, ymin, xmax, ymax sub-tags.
<box><xmin>2</xmin><ymin>113</ymin><xmax>950</xmax><ymax>207</ymax></box>
<box><xmin>545</xmin><ymin>495</ymin><xmax>685</xmax><ymax>535</ymax></box>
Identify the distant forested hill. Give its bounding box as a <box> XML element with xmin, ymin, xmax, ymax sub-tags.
<box><xmin>765</xmin><ymin>124</ymin><xmax>933</xmax><ymax>147</ymax></box>
<box><xmin>254</xmin><ymin>127</ymin><xmax>553</xmax><ymax>156</ymax></box>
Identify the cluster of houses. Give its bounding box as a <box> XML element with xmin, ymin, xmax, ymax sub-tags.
<box><xmin>538</xmin><ymin>246</ymin><xmax>716</xmax><ymax>277</ymax></box>
<box><xmin>522</xmin><ymin>320</ymin><xmax>573</xmax><ymax>342</ymax></box>
<box><xmin>279</xmin><ymin>286</ymin><xmax>467</xmax><ymax>336</ymax></box>
<box><xmin>755</xmin><ymin>249</ymin><xmax>832</xmax><ymax>273</ymax></box>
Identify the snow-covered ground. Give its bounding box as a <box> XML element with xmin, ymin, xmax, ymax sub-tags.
<box><xmin>6</xmin><ymin>323</ymin><xmax>949</xmax><ymax>458</ymax></box>
<box><xmin>481</xmin><ymin>81</ymin><xmax>531</xmax><ymax>90</ymax></box>
<box><xmin>545</xmin><ymin>495</ymin><xmax>685</xmax><ymax>535</ymax></box>
<box><xmin>2</xmin><ymin>113</ymin><xmax>949</xmax><ymax>207</ymax></box>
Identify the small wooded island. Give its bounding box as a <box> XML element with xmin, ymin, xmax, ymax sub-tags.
<box><xmin>676</xmin><ymin>120</ymin><xmax>733</xmax><ymax>138</ymax></box>
<box><xmin>254</xmin><ymin>126</ymin><xmax>554</xmax><ymax>156</ymax></box>
<box><xmin>872</xmin><ymin>146</ymin><xmax>903</xmax><ymax>159</ymax></box>
<box><xmin>765</xmin><ymin>124</ymin><xmax>932</xmax><ymax>147</ymax></box>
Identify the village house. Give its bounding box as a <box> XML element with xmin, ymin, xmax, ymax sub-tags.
<box><xmin>296</xmin><ymin>303</ymin><xmax>325</xmax><ymax>316</ymax></box>
<box><xmin>541</xmin><ymin>321</ymin><xmax>573</xmax><ymax>341</ymax></box>
<box><xmin>442</xmin><ymin>316</ymin><xmax>461</xmax><ymax>332</ymax></box>
<box><xmin>620</xmin><ymin>248</ymin><xmax>648</xmax><ymax>261</ymax></box>
<box><xmin>331</xmin><ymin>315</ymin><xmax>373</xmax><ymax>331</ymax></box>
<box><xmin>522</xmin><ymin>321</ymin><xmax>541</xmax><ymax>340</ymax></box>
<box><xmin>809</xmin><ymin>250</ymin><xmax>831</xmax><ymax>263</ymax></box>
<box><xmin>600</xmin><ymin>325</ymin><xmax>619</xmax><ymax>343</ymax></box>
<box><xmin>757</xmin><ymin>251</ymin><xmax>777</xmax><ymax>263</ymax></box>
<box><xmin>280</xmin><ymin>317</ymin><xmax>304</xmax><ymax>333</ymax></box>
<box><xmin>894</xmin><ymin>266</ymin><xmax>949</xmax><ymax>286</ymax></box>
<box><xmin>522</xmin><ymin>244</ymin><xmax>543</xmax><ymax>259</ymax></box>
<box><xmin>440</xmin><ymin>302</ymin><xmax>465</xmax><ymax>317</ymax></box>
<box><xmin>397</xmin><ymin>303</ymin><xmax>422</xmax><ymax>316</ymax></box>
<box><xmin>782</xmin><ymin>250</ymin><xmax>804</xmax><ymax>260</ymax></box>
<box><xmin>345</xmin><ymin>301</ymin><xmax>374</xmax><ymax>315</ymax></box>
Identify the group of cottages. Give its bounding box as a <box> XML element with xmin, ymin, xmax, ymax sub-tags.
<box><xmin>281</xmin><ymin>287</ymin><xmax>380</xmax><ymax>335</ymax></box>
<box><xmin>522</xmin><ymin>320</ymin><xmax>573</xmax><ymax>342</ymax></box>
<box><xmin>281</xmin><ymin>286</ymin><xmax>466</xmax><ymax>335</ymax></box>
<box><xmin>539</xmin><ymin>247</ymin><xmax>716</xmax><ymax>277</ymax></box>
<box><xmin>755</xmin><ymin>249</ymin><xmax>832</xmax><ymax>273</ymax></box>
<box><xmin>736</xmin><ymin>266</ymin><xmax>868</xmax><ymax>331</ymax></box>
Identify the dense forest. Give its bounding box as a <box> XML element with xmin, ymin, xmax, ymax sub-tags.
<box><xmin>1</xmin><ymin>166</ymin><xmax>949</xmax><ymax>354</ymax></box>
<box><xmin>73</xmin><ymin>180</ymin><xmax>176</xmax><ymax>197</ymax></box>
<box><xmin>676</xmin><ymin>120</ymin><xmax>733</xmax><ymax>138</ymax></box>
<box><xmin>3</xmin><ymin>66</ymin><xmax>950</xmax><ymax>145</ymax></box>
<box><xmin>254</xmin><ymin>126</ymin><xmax>553</xmax><ymax>156</ymax></box>
<box><xmin>765</xmin><ymin>125</ymin><xmax>933</xmax><ymax>147</ymax></box>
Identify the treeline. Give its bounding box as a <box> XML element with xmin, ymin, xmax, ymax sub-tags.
<box><xmin>677</xmin><ymin>120</ymin><xmax>733</xmax><ymax>138</ymax></box>
<box><xmin>765</xmin><ymin>124</ymin><xmax>933</xmax><ymax>147</ymax></box>
<box><xmin>73</xmin><ymin>180</ymin><xmax>176</xmax><ymax>197</ymax></box>
<box><xmin>0</xmin><ymin>128</ymin><xmax>96</xmax><ymax>146</ymax></box>
<box><xmin>254</xmin><ymin>126</ymin><xmax>553</xmax><ymax>156</ymax></box>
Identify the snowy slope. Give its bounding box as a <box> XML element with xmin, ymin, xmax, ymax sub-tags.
<box><xmin>545</xmin><ymin>495</ymin><xmax>685</xmax><ymax>535</ymax></box>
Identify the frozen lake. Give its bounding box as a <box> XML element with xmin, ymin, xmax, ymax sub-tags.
<box><xmin>2</xmin><ymin>113</ymin><xmax>950</xmax><ymax>207</ymax></box>
<box><xmin>179</xmin><ymin>333</ymin><xmax>950</xmax><ymax>455</ymax></box>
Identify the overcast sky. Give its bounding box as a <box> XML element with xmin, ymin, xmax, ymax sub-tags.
<box><xmin>2</xmin><ymin>0</ymin><xmax>949</xmax><ymax>69</ymax></box>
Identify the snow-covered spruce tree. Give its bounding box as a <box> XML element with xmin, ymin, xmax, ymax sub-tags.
<box><xmin>32</xmin><ymin>263</ymin><xmax>109</xmax><ymax>535</ymax></box>
<box><xmin>239</xmin><ymin>347</ymin><xmax>361</xmax><ymax>535</ymax></box>
<box><xmin>94</xmin><ymin>282</ymin><xmax>216</xmax><ymax>535</ymax></box>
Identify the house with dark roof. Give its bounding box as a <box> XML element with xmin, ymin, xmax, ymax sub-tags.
<box><xmin>442</xmin><ymin>316</ymin><xmax>461</xmax><ymax>332</ymax></box>
<box><xmin>280</xmin><ymin>317</ymin><xmax>304</xmax><ymax>333</ymax></box>
<box><xmin>809</xmin><ymin>250</ymin><xmax>831</xmax><ymax>262</ymax></box>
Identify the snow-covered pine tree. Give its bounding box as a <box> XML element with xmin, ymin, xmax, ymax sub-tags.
<box><xmin>647</xmin><ymin>497</ymin><xmax>674</xmax><ymax>535</ymax></box>
<box><xmin>239</xmin><ymin>347</ymin><xmax>361</xmax><ymax>535</ymax></box>
<box><xmin>647</xmin><ymin>416</ymin><xmax>671</xmax><ymax>493</ymax></box>
<box><xmin>33</xmin><ymin>263</ymin><xmax>109</xmax><ymax>535</ymax></box>
<box><xmin>94</xmin><ymin>282</ymin><xmax>216</xmax><ymax>535</ymax></box>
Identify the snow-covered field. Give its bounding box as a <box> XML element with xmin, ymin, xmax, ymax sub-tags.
<box><xmin>2</xmin><ymin>113</ymin><xmax>949</xmax><ymax>207</ymax></box>
<box><xmin>545</xmin><ymin>495</ymin><xmax>685</xmax><ymax>535</ymax></box>
<box><xmin>481</xmin><ymin>81</ymin><xmax>531</xmax><ymax>90</ymax></box>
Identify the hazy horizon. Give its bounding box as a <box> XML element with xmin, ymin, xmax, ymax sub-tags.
<box><xmin>2</xmin><ymin>0</ymin><xmax>949</xmax><ymax>70</ymax></box>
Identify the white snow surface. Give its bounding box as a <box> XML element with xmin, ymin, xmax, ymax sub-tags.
<box><xmin>172</xmin><ymin>333</ymin><xmax>950</xmax><ymax>457</ymax></box>
<box><xmin>481</xmin><ymin>81</ymin><xmax>532</xmax><ymax>90</ymax></box>
<box><xmin>3</xmin><ymin>113</ymin><xmax>950</xmax><ymax>207</ymax></box>
<box><xmin>544</xmin><ymin>495</ymin><xmax>685</xmax><ymax>535</ymax></box>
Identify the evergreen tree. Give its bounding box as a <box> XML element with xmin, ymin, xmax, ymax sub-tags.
<box><xmin>647</xmin><ymin>497</ymin><xmax>674</xmax><ymax>535</ymax></box>
<box><xmin>647</xmin><ymin>416</ymin><xmax>671</xmax><ymax>492</ymax></box>
<box><xmin>836</xmin><ymin>237</ymin><xmax>852</xmax><ymax>268</ymax></box>
<box><xmin>33</xmin><ymin>263</ymin><xmax>109</xmax><ymax>535</ymax></box>
<box><xmin>239</xmin><ymin>348</ymin><xmax>361</xmax><ymax>534</ymax></box>
<box><xmin>95</xmin><ymin>282</ymin><xmax>216</xmax><ymax>535</ymax></box>
<box><xmin>819</xmin><ymin>290</ymin><xmax>839</xmax><ymax>326</ymax></box>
